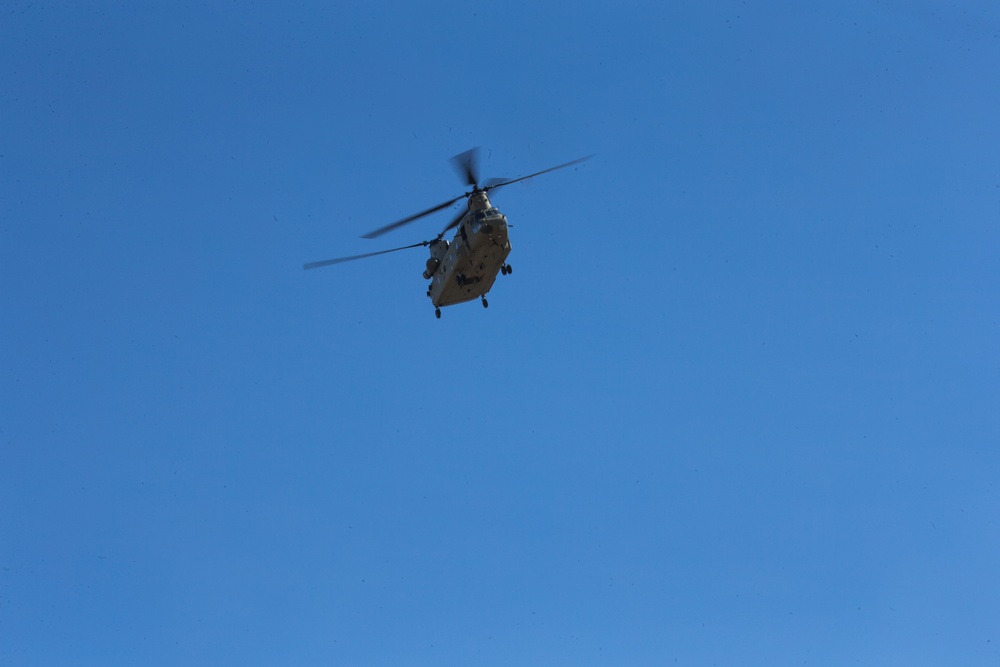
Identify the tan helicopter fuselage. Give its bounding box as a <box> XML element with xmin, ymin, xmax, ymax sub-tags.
<box><xmin>424</xmin><ymin>191</ymin><xmax>511</xmax><ymax>308</ymax></box>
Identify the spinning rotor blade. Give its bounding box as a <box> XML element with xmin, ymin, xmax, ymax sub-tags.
<box><xmin>451</xmin><ymin>147</ymin><xmax>480</xmax><ymax>188</ymax></box>
<box><xmin>440</xmin><ymin>208</ymin><xmax>467</xmax><ymax>236</ymax></box>
<box><xmin>355</xmin><ymin>150</ymin><xmax>592</xmax><ymax>242</ymax></box>
<box><xmin>484</xmin><ymin>155</ymin><xmax>594</xmax><ymax>192</ymax></box>
<box><xmin>483</xmin><ymin>176</ymin><xmax>510</xmax><ymax>189</ymax></box>
<box><xmin>303</xmin><ymin>241</ymin><xmax>430</xmax><ymax>270</ymax></box>
<box><xmin>360</xmin><ymin>195</ymin><xmax>465</xmax><ymax>239</ymax></box>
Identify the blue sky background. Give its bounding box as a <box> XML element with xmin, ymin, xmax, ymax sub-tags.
<box><xmin>3</xmin><ymin>2</ymin><xmax>999</xmax><ymax>665</ymax></box>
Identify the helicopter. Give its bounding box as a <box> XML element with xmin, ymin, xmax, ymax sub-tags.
<box><xmin>304</xmin><ymin>147</ymin><xmax>592</xmax><ymax>318</ymax></box>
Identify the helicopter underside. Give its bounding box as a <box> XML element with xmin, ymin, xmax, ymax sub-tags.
<box><xmin>428</xmin><ymin>223</ymin><xmax>511</xmax><ymax>309</ymax></box>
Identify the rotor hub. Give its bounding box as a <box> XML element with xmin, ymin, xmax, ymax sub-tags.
<box><xmin>468</xmin><ymin>190</ymin><xmax>491</xmax><ymax>211</ymax></box>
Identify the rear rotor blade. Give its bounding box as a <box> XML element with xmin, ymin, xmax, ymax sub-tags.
<box><xmin>451</xmin><ymin>147</ymin><xmax>480</xmax><ymax>188</ymax></box>
<box><xmin>439</xmin><ymin>208</ymin><xmax>467</xmax><ymax>237</ymax></box>
<box><xmin>484</xmin><ymin>155</ymin><xmax>594</xmax><ymax>192</ymax></box>
<box><xmin>361</xmin><ymin>195</ymin><xmax>465</xmax><ymax>239</ymax></box>
<box><xmin>304</xmin><ymin>241</ymin><xmax>430</xmax><ymax>270</ymax></box>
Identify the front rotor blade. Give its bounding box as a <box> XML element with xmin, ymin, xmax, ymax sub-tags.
<box><xmin>484</xmin><ymin>154</ymin><xmax>594</xmax><ymax>192</ymax></box>
<box><xmin>361</xmin><ymin>195</ymin><xmax>465</xmax><ymax>239</ymax></box>
<box><xmin>451</xmin><ymin>147</ymin><xmax>480</xmax><ymax>188</ymax></box>
<box><xmin>483</xmin><ymin>176</ymin><xmax>509</xmax><ymax>189</ymax></box>
<box><xmin>304</xmin><ymin>241</ymin><xmax>430</xmax><ymax>270</ymax></box>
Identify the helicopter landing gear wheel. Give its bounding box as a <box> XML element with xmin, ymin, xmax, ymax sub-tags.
<box><xmin>481</xmin><ymin>297</ymin><xmax>489</xmax><ymax>309</ymax></box>
<box><xmin>435</xmin><ymin>308</ymin><xmax>441</xmax><ymax>319</ymax></box>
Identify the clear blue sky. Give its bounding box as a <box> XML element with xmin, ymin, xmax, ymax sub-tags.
<box><xmin>3</xmin><ymin>2</ymin><xmax>999</xmax><ymax>665</ymax></box>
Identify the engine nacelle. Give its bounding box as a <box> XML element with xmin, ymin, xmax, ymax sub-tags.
<box><xmin>423</xmin><ymin>239</ymin><xmax>449</xmax><ymax>279</ymax></box>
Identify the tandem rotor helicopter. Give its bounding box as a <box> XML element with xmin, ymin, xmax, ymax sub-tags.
<box><xmin>304</xmin><ymin>147</ymin><xmax>592</xmax><ymax>318</ymax></box>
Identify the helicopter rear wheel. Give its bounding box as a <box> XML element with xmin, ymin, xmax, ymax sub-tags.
<box><xmin>435</xmin><ymin>308</ymin><xmax>441</xmax><ymax>319</ymax></box>
<box><xmin>482</xmin><ymin>297</ymin><xmax>489</xmax><ymax>308</ymax></box>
